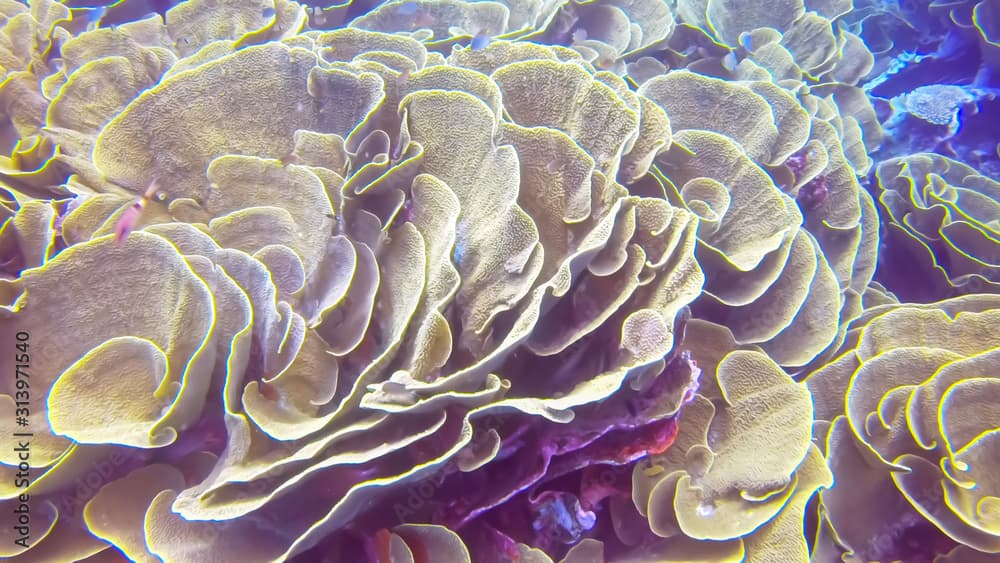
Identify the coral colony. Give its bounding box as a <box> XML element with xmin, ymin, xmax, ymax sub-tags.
<box><xmin>0</xmin><ymin>0</ymin><xmax>999</xmax><ymax>562</ymax></box>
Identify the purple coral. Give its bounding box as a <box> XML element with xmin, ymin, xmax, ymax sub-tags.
<box><xmin>796</xmin><ymin>175</ymin><xmax>830</xmax><ymax>211</ymax></box>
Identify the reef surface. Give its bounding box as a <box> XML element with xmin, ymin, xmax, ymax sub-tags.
<box><xmin>0</xmin><ymin>0</ymin><xmax>998</xmax><ymax>561</ymax></box>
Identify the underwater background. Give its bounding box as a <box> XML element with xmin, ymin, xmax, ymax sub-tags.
<box><xmin>1</xmin><ymin>0</ymin><xmax>999</xmax><ymax>561</ymax></box>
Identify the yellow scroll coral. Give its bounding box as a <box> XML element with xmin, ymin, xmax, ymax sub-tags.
<box><xmin>6</xmin><ymin>0</ymin><xmax>991</xmax><ymax>561</ymax></box>
<box><xmin>0</xmin><ymin>13</ymin><xmax>706</xmax><ymax>559</ymax></box>
<box><xmin>627</xmin><ymin>320</ymin><xmax>831</xmax><ymax>561</ymax></box>
<box><xmin>637</xmin><ymin>69</ymin><xmax>879</xmax><ymax>369</ymax></box>
<box><xmin>806</xmin><ymin>294</ymin><xmax>1000</xmax><ymax>561</ymax></box>
<box><xmin>876</xmin><ymin>153</ymin><xmax>1000</xmax><ymax>299</ymax></box>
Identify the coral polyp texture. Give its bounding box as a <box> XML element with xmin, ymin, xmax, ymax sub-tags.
<box><xmin>875</xmin><ymin>153</ymin><xmax>1000</xmax><ymax>300</ymax></box>
<box><xmin>806</xmin><ymin>295</ymin><xmax>1000</xmax><ymax>562</ymax></box>
<box><xmin>0</xmin><ymin>0</ymin><xmax>997</xmax><ymax>562</ymax></box>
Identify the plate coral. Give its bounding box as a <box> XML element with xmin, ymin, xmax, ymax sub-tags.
<box><xmin>0</xmin><ymin>0</ymin><xmax>998</xmax><ymax>561</ymax></box>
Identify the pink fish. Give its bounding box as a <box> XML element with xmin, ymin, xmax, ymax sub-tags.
<box><xmin>374</xmin><ymin>529</ymin><xmax>392</xmax><ymax>563</ymax></box>
<box><xmin>114</xmin><ymin>181</ymin><xmax>159</xmax><ymax>245</ymax></box>
<box><xmin>594</xmin><ymin>55</ymin><xmax>616</xmax><ymax>69</ymax></box>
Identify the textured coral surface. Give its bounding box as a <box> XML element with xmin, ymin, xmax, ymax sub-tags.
<box><xmin>0</xmin><ymin>0</ymin><xmax>998</xmax><ymax>562</ymax></box>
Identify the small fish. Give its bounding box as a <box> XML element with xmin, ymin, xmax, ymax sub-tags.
<box><xmin>678</xmin><ymin>44</ymin><xmax>699</xmax><ymax>57</ymax></box>
<box><xmin>113</xmin><ymin>181</ymin><xmax>159</xmax><ymax>245</ymax></box>
<box><xmin>594</xmin><ymin>55</ymin><xmax>615</xmax><ymax>69</ymax></box>
<box><xmin>470</xmin><ymin>30</ymin><xmax>492</xmax><ymax>51</ymax></box>
<box><xmin>451</xmin><ymin>240</ymin><xmax>465</xmax><ymax>264</ymax></box>
<box><xmin>722</xmin><ymin>51</ymin><xmax>738</xmax><ymax>72</ymax></box>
